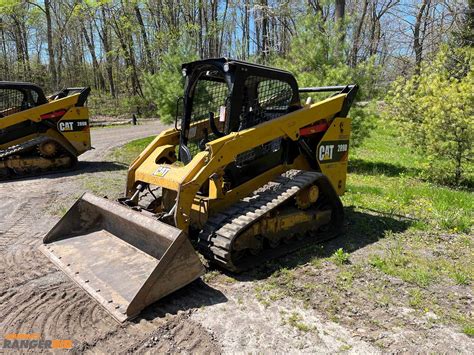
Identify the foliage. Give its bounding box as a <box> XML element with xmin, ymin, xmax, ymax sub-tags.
<box><xmin>464</xmin><ymin>324</ymin><xmax>474</xmax><ymax>337</ymax></box>
<box><xmin>141</xmin><ymin>45</ymin><xmax>198</xmax><ymax>123</ymax></box>
<box><xmin>384</xmin><ymin>47</ymin><xmax>473</xmax><ymax>186</ymax></box>
<box><xmin>331</xmin><ymin>248</ymin><xmax>350</xmax><ymax>266</ymax></box>
<box><xmin>349</xmin><ymin>102</ymin><xmax>378</xmax><ymax>148</ymax></box>
<box><xmin>88</xmin><ymin>92</ymin><xmax>139</xmax><ymax>118</ymax></box>
<box><xmin>274</xmin><ymin>15</ymin><xmax>382</xmax><ymax>100</ymax></box>
<box><xmin>273</xmin><ymin>15</ymin><xmax>380</xmax><ymax>148</ymax></box>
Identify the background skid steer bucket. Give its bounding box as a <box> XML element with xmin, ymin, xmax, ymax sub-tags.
<box><xmin>39</xmin><ymin>193</ymin><xmax>205</xmax><ymax>323</ymax></box>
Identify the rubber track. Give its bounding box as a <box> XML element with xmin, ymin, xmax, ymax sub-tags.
<box><xmin>197</xmin><ymin>169</ymin><xmax>332</xmax><ymax>272</ymax></box>
<box><xmin>0</xmin><ymin>136</ymin><xmax>77</xmax><ymax>179</ymax></box>
<box><xmin>0</xmin><ymin>136</ymin><xmax>49</xmax><ymax>159</ymax></box>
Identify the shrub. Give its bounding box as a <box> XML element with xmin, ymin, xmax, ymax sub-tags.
<box><xmin>385</xmin><ymin>47</ymin><xmax>473</xmax><ymax>186</ymax></box>
<box><xmin>273</xmin><ymin>15</ymin><xmax>380</xmax><ymax>148</ymax></box>
<box><xmin>142</xmin><ymin>44</ymin><xmax>198</xmax><ymax>123</ymax></box>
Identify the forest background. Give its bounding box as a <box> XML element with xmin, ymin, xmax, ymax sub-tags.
<box><xmin>1</xmin><ymin>0</ymin><xmax>472</xmax><ymax>185</ymax></box>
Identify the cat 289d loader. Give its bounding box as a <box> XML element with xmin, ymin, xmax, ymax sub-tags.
<box><xmin>0</xmin><ymin>82</ymin><xmax>91</xmax><ymax>178</ymax></box>
<box><xmin>40</xmin><ymin>58</ymin><xmax>358</xmax><ymax>322</ymax></box>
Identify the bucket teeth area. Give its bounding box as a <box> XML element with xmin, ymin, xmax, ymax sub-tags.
<box><xmin>41</xmin><ymin>193</ymin><xmax>205</xmax><ymax>322</ymax></box>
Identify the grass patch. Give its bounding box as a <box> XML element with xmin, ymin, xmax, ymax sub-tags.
<box><xmin>408</xmin><ymin>289</ymin><xmax>426</xmax><ymax>309</ymax></box>
<box><xmin>344</xmin><ymin>121</ymin><xmax>473</xmax><ymax>233</ymax></box>
<box><xmin>285</xmin><ymin>312</ymin><xmax>311</xmax><ymax>332</ymax></box>
<box><xmin>81</xmin><ymin>173</ymin><xmax>127</xmax><ymax>200</ymax></box>
<box><xmin>111</xmin><ymin>136</ymin><xmax>155</xmax><ymax>165</ymax></box>
<box><xmin>463</xmin><ymin>325</ymin><xmax>474</xmax><ymax>337</ymax></box>
<box><xmin>367</xmin><ymin>233</ymin><xmax>473</xmax><ymax>289</ymax></box>
<box><xmin>452</xmin><ymin>271</ymin><xmax>470</xmax><ymax>286</ymax></box>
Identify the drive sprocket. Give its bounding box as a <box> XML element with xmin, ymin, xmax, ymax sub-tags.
<box><xmin>38</xmin><ymin>140</ymin><xmax>59</xmax><ymax>158</ymax></box>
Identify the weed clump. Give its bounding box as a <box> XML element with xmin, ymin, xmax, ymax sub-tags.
<box><xmin>331</xmin><ymin>248</ymin><xmax>350</xmax><ymax>266</ymax></box>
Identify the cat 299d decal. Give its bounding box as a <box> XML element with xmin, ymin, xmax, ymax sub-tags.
<box><xmin>316</xmin><ymin>117</ymin><xmax>351</xmax><ymax>195</ymax></box>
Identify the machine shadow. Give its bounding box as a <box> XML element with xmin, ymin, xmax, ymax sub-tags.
<box><xmin>37</xmin><ymin>160</ymin><xmax>128</xmax><ymax>178</ymax></box>
<box><xmin>134</xmin><ymin>280</ymin><xmax>228</xmax><ymax>322</ymax></box>
<box><xmin>0</xmin><ymin>161</ymin><xmax>127</xmax><ymax>183</ymax></box>
<box><xmin>74</xmin><ymin>160</ymin><xmax>128</xmax><ymax>174</ymax></box>
<box><xmin>348</xmin><ymin>158</ymin><xmax>420</xmax><ymax>177</ymax></box>
<box><xmin>231</xmin><ymin>206</ymin><xmax>413</xmax><ymax>281</ymax></box>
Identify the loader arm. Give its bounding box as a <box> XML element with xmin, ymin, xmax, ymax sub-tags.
<box><xmin>0</xmin><ymin>92</ymin><xmax>85</xmax><ymax>130</ymax></box>
<box><xmin>127</xmin><ymin>93</ymin><xmax>348</xmax><ymax>231</ymax></box>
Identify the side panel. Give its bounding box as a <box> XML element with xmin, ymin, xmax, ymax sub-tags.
<box><xmin>316</xmin><ymin>117</ymin><xmax>351</xmax><ymax>195</ymax></box>
<box><xmin>57</xmin><ymin>107</ymin><xmax>91</xmax><ymax>155</ymax></box>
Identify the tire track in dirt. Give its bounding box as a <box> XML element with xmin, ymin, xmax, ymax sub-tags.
<box><xmin>0</xmin><ymin>281</ymin><xmax>121</xmax><ymax>344</ymax></box>
<box><xmin>0</xmin><ymin>245</ymin><xmax>57</xmax><ymax>291</ymax></box>
<box><xmin>0</xmin><ymin>188</ymin><xmax>60</xmax><ymax>291</ymax></box>
<box><xmin>0</xmin><ymin>122</ymin><xmax>220</xmax><ymax>353</ymax></box>
<box><xmin>124</xmin><ymin>312</ymin><xmax>221</xmax><ymax>354</ymax></box>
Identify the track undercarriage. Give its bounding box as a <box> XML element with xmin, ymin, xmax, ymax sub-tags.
<box><xmin>0</xmin><ymin>136</ymin><xmax>77</xmax><ymax>179</ymax></box>
<box><xmin>197</xmin><ymin>170</ymin><xmax>343</xmax><ymax>271</ymax></box>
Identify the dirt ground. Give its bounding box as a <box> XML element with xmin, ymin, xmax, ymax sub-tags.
<box><xmin>1</xmin><ymin>122</ymin><xmax>472</xmax><ymax>353</ymax></box>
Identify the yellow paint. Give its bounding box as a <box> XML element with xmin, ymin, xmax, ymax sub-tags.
<box><xmin>317</xmin><ymin>117</ymin><xmax>351</xmax><ymax>195</ymax></box>
<box><xmin>0</xmin><ymin>93</ymin><xmax>91</xmax><ymax>157</ymax></box>
<box><xmin>126</xmin><ymin>93</ymin><xmax>349</xmax><ymax>231</ymax></box>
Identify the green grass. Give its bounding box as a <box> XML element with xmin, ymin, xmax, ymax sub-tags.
<box><xmin>344</xmin><ymin>121</ymin><xmax>473</xmax><ymax>233</ymax></box>
<box><xmin>111</xmin><ymin>136</ymin><xmax>155</xmax><ymax>165</ymax></box>
<box><xmin>463</xmin><ymin>324</ymin><xmax>474</xmax><ymax>337</ymax></box>
<box><xmin>285</xmin><ymin>312</ymin><xmax>312</xmax><ymax>332</ymax></box>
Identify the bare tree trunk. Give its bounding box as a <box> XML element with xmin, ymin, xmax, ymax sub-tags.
<box><xmin>82</xmin><ymin>25</ymin><xmax>105</xmax><ymax>90</ymax></box>
<box><xmin>335</xmin><ymin>0</ymin><xmax>346</xmax><ymax>57</ymax></box>
<box><xmin>414</xmin><ymin>0</ymin><xmax>428</xmax><ymax>74</ymax></box>
<box><xmin>44</xmin><ymin>0</ymin><xmax>57</xmax><ymax>89</ymax></box>
<box><xmin>244</xmin><ymin>0</ymin><xmax>250</xmax><ymax>59</ymax></box>
<box><xmin>100</xmin><ymin>6</ymin><xmax>116</xmax><ymax>97</ymax></box>
<box><xmin>218</xmin><ymin>0</ymin><xmax>229</xmax><ymax>56</ymax></box>
<box><xmin>350</xmin><ymin>0</ymin><xmax>368</xmax><ymax>67</ymax></box>
<box><xmin>198</xmin><ymin>0</ymin><xmax>204</xmax><ymax>57</ymax></box>
<box><xmin>261</xmin><ymin>0</ymin><xmax>269</xmax><ymax>61</ymax></box>
<box><xmin>335</xmin><ymin>0</ymin><xmax>345</xmax><ymax>22</ymax></box>
<box><xmin>134</xmin><ymin>4</ymin><xmax>154</xmax><ymax>74</ymax></box>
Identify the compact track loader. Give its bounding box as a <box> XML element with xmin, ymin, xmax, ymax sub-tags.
<box><xmin>41</xmin><ymin>58</ymin><xmax>358</xmax><ymax>322</ymax></box>
<box><xmin>0</xmin><ymin>82</ymin><xmax>91</xmax><ymax>178</ymax></box>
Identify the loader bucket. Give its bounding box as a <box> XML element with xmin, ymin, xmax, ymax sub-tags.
<box><xmin>39</xmin><ymin>193</ymin><xmax>205</xmax><ymax>323</ymax></box>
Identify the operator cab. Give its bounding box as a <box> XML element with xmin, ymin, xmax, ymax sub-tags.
<box><xmin>178</xmin><ymin>58</ymin><xmax>301</xmax><ymax>167</ymax></box>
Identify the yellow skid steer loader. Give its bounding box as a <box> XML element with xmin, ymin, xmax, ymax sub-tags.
<box><xmin>0</xmin><ymin>82</ymin><xmax>91</xmax><ymax>178</ymax></box>
<box><xmin>41</xmin><ymin>58</ymin><xmax>358</xmax><ymax>322</ymax></box>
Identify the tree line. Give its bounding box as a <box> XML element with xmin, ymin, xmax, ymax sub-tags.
<box><xmin>0</xmin><ymin>0</ymin><xmax>470</xmax><ymax>95</ymax></box>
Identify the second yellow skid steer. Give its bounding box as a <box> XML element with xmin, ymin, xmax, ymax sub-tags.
<box><xmin>0</xmin><ymin>82</ymin><xmax>91</xmax><ymax>178</ymax></box>
<box><xmin>41</xmin><ymin>58</ymin><xmax>358</xmax><ymax>322</ymax></box>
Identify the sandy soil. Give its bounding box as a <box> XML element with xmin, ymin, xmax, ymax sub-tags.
<box><xmin>0</xmin><ymin>122</ymin><xmax>471</xmax><ymax>353</ymax></box>
<box><xmin>1</xmin><ymin>122</ymin><xmax>218</xmax><ymax>353</ymax></box>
